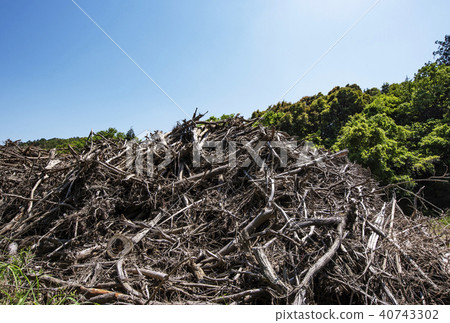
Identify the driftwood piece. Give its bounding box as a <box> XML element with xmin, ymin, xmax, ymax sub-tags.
<box><xmin>364</xmin><ymin>218</ymin><xmax>439</xmax><ymax>290</ymax></box>
<box><xmin>293</xmin><ymin>214</ymin><xmax>347</xmax><ymax>304</ymax></box>
<box><xmin>116</xmin><ymin>258</ymin><xmax>143</xmax><ymax>298</ymax></box>
<box><xmin>128</xmin><ymin>267</ymin><xmax>168</xmax><ymax>281</ymax></box>
<box><xmin>253</xmin><ymin>247</ymin><xmax>290</xmax><ymax>294</ymax></box>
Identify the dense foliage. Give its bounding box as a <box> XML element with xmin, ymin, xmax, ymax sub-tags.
<box><xmin>253</xmin><ymin>36</ymin><xmax>450</xmax><ymax>209</ymax></box>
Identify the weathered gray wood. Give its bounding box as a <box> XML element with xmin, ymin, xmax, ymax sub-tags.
<box><xmin>293</xmin><ymin>215</ymin><xmax>347</xmax><ymax>304</ymax></box>
<box><xmin>253</xmin><ymin>247</ymin><xmax>290</xmax><ymax>294</ymax></box>
<box><xmin>116</xmin><ymin>258</ymin><xmax>143</xmax><ymax>298</ymax></box>
<box><xmin>128</xmin><ymin>267</ymin><xmax>168</xmax><ymax>281</ymax></box>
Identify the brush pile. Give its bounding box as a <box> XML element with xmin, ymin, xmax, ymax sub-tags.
<box><xmin>1</xmin><ymin>114</ymin><xmax>449</xmax><ymax>304</ymax></box>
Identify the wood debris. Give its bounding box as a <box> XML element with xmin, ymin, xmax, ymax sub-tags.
<box><xmin>1</xmin><ymin>114</ymin><xmax>449</xmax><ymax>304</ymax></box>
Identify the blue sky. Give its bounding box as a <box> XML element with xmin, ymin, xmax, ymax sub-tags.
<box><xmin>0</xmin><ymin>0</ymin><xmax>449</xmax><ymax>142</ymax></box>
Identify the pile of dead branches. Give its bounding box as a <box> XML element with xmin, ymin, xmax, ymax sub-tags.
<box><xmin>1</xmin><ymin>114</ymin><xmax>449</xmax><ymax>304</ymax></box>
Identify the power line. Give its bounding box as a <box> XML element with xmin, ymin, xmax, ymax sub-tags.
<box><xmin>278</xmin><ymin>0</ymin><xmax>382</xmax><ymax>103</ymax></box>
<box><xmin>71</xmin><ymin>0</ymin><xmax>191</xmax><ymax>120</ymax></box>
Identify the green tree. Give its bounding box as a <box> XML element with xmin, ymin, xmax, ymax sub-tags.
<box><xmin>420</xmin><ymin>123</ymin><xmax>450</xmax><ymax>162</ymax></box>
<box><xmin>333</xmin><ymin>113</ymin><xmax>435</xmax><ymax>183</ymax></box>
<box><xmin>206</xmin><ymin>113</ymin><xmax>236</xmax><ymax>122</ymax></box>
<box><xmin>433</xmin><ymin>35</ymin><xmax>450</xmax><ymax>66</ymax></box>
<box><xmin>411</xmin><ymin>63</ymin><xmax>450</xmax><ymax>121</ymax></box>
<box><xmin>364</xmin><ymin>87</ymin><xmax>381</xmax><ymax>97</ymax></box>
<box><xmin>126</xmin><ymin>128</ymin><xmax>136</xmax><ymax>140</ymax></box>
<box><xmin>320</xmin><ymin>85</ymin><xmax>369</xmax><ymax>146</ymax></box>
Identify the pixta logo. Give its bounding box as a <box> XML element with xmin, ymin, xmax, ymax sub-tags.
<box><xmin>125</xmin><ymin>130</ymin><xmax>325</xmax><ymax>178</ymax></box>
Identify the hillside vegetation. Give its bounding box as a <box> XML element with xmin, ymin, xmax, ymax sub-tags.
<box><xmin>21</xmin><ymin>128</ymin><xmax>136</xmax><ymax>151</ymax></box>
<box><xmin>252</xmin><ymin>36</ymin><xmax>450</xmax><ymax>210</ymax></box>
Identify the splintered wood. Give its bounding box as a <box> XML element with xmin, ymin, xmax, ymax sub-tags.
<box><xmin>1</xmin><ymin>114</ymin><xmax>449</xmax><ymax>304</ymax></box>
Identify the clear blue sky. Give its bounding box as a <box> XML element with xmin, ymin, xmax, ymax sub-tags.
<box><xmin>0</xmin><ymin>0</ymin><xmax>449</xmax><ymax>142</ymax></box>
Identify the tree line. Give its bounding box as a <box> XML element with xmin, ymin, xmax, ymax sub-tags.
<box><xmin>21</xmin><ymin>127</ymin><xmax>136</xmax><ymax>151</ymax></box>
